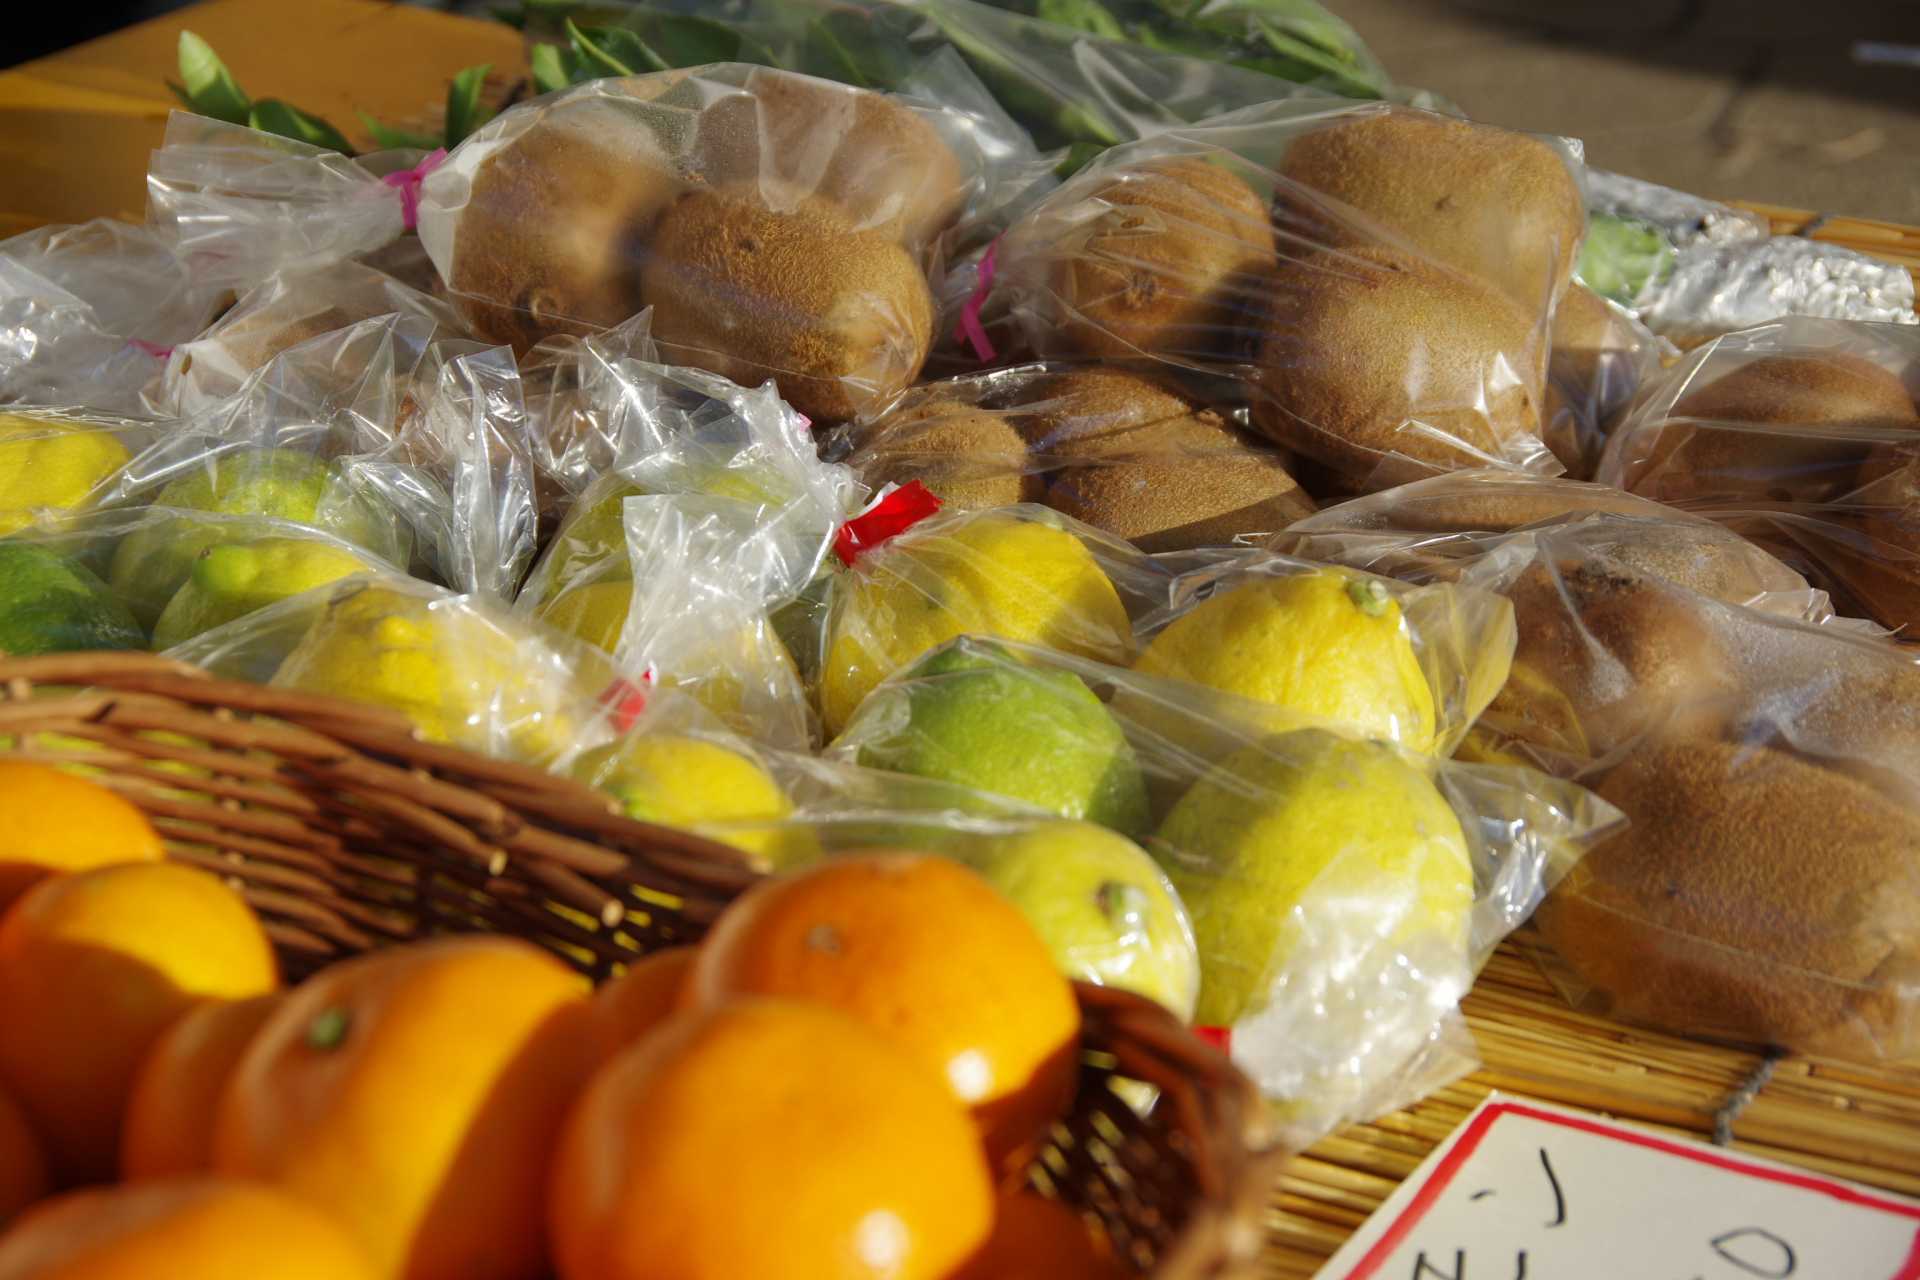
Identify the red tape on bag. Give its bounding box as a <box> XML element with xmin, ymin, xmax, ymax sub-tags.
<box><xmin>833</xmin><ymin>481</ymin><xmax>943</xmax><ymax>567</ymax></box>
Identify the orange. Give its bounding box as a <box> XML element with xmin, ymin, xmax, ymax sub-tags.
<box><xmin>0</xmin><ymin>762</ymin><xmax>164</xmax><ymax>916</ymax></box>
<box><xmin>550</xmin><ymin>998</ymin><xmax>994</xmax><ymax>1280</ymax></box>
<box><xmin>587</xmin><ymin>946</ymin><xmax>697</xmax><ymax>1065</ymax></box>
<box><xmin>951</xmin><ymin>1192</ymin><xmax>1126</xmax><ymax>1280</ymax></box>
<box><xmin>0</xmin><ymin>1178</ymin><xmax>376</xmax><ymax>1280</ymax></box>
<box><xmin>0</xmin><ymin>862</ymin><xmax>276</xmax><ymax>1185</ymax></box>
<box><xmin>212</xmin><ymin>936</ymin><xmax>596</xmax><ymax>1280</ymax></box>
<box><xmin>688</xmin><ymin>853</ymin><xmax>1082</xmax><ymax>1173</ymax></box>
<box><xmin>0</xmin><ymin>1081</ymin><xmax>47</xmax><ymax>1228</ymax></box>
<box><xmin>122</xmin><ymin>993</ymin><xmax>285</xmax><ymax>1180</ymax></box>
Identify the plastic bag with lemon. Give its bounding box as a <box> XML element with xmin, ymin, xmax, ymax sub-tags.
<box><xmin>0</xmin><ymin>412</ymin><xmax>144</xmax><ymax>536</ymax></box>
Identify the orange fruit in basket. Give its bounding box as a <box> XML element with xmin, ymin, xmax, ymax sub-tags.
<box><xmin>951</xmin><ymin>1191</ymin><xmax>1127</xmax><ymax>1279</ymax></box>
<box><xmin>0</xmin><ymin>862</ymin><xmax>276</xmax><ymax>1185</ymax></box>
<box><xmin>549</xmin><ymin>998</ymin><xmax>994</xmax><ymax>1280</ymax></box>
<box><xmin>0</xmin><ymin>1081</ymin><xmax>48</xmax><ymax>1228</ymax></box>
<box><xmin>0</xmin><ymin>1178</ymin><xmax>376</xmax><ymax>1279</ymax></box>
<box><xmin>0</xmin><ymin>761</ymin><xmax>165</xmax><ymax>916</ymax></box>
<box><xmin>121</xmin><ymin>993</ymin><xmax>285</xmax><ymax>1180</ymax></box>
<box><xmin>688</xmin><ymin>853</ymin><xmax>1082</xmax><ymax>1173</ymax></box>
<box><xmin>212</xmin><ymin>936</ymin><xmax>596</xmax><ymax>1280</ymax></box>
<box><xmin>587</xmin><ymin>946</ymin><xmax>697</xmax><ymax>1064</ymax></box>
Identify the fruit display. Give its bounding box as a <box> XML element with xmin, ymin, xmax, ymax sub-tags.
<box><xmin>2</xmin><ymin>35</ymin><xmax>1920</xmax><ymax>1279</ymax></box>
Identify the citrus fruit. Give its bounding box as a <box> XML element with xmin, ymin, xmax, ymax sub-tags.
<box><xmin>533</xmin><ymin>577</ymin><xmax>633</xmax><ymax>651</ymax></box>
<box><xmin>587</xmin><ymin>947</ymin><xmax>697</xmax><ymax>1065</ymax></box>
<box><xmin>688</xmin><ymin>853</ymin><xmax>1081</xmax><ymax>1171</ymax></box>
<box><xmin>271</xmin><ymin>584</ymin><xmax>585</xmax><ymax>764</ymax></box>
<box><xmin>951</xmin><ymin>1191</ymin><xmax>1124</xmax><ymax>1280</ymax></box>
<box><xmin>1133</xmin><ymin>571</ymin><xmax>1438</xmax><ymax>751</ymax></box>
<box><xmin>819</xmin><ymin>510</ymin><xmax>1132</xmax><ymax>736</ymax></box>
<box><xmin>107</xmin><ymin>447</ymin><xmax>395</xmax><ymax>626</ymax></box>
<box><xmin>0</xmin><ymin>543</ymin><xmax>144</xmax><ymax>656</ymax></box>
<box><xmin>569</xmin><ymin>735</ymin><xmax>813</xmax><ymax>870</ymax></box>
<box><xmin>212</xmin><ymin>936</ymin><xmax>596</xmax><ymax>1280</ymax></box>
<box><xmin>150</xmin><ymin>537</ymin><xmax>374</xmax><ymax>650</ymax></box>
<box><xmin>1155</xmin><ymin>730</ymin><xmax>1472</xmax><ymax>1027</ymax></box>
<box><xmin>0</xmin><ymin>761</ymin><xmax>165</xmax><ymax>915</ymax></box>
<box><xmin>121</xmin><ymin>993</ymin><xmax>284</xmax><ymax>1179</ymax></box>
<box><xmin>842</xmin><ymin>637</ymin><xmax>1149</xmax><ymax>835</ymax></box>
<box><xmin>974</xmin><ymin>821</ymin><xmax>1199</xmax><ymax>1021</ymax></box>
<box><xmin>0</xmin><ymin>862</ymin><xmax>276</xmax><ymax>1184</ymax></box>
<box><xmin>549</xmin><ymin>998</ymin><xmax>994</xmax><ymax>1280</ymax></box>
<box><xmin>0</xmin><ymin>1082</ymin><xmax>47</xmax><ymax>1228</ymax></box>
<box><xmin>0</xmin><ymin>1179</ymin><xmax>376</xmax><ymax>1280</ymax></box>
<box><xmin>0</xmin><ymin>416</ymin><xmax>128</xmax><ymax>536</ymax></box>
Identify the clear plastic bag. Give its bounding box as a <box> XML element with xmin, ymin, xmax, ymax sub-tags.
<box><xmin>828</xmin><ymin>362</ymin><xmax>1316</xmax><ymax>549</ymax></box>
<box><xmin>417</xmin><ymin>66</ymin><xmax>1010</xmax><ymax>423</ymax></box>
<box><xmin>988</xmin><ymin>101</ymin><xmax>1582</xmax><ymax>492</ymax></box>
<box><xmin>0</xmin><ymin>219</ymin><xmax>227</xmax><ymax>416</ymax></box>
<box><xmin>813</xmin><ymin>633</ymin><xmax>1615</xmax><ymax>1142</ymax></box>
<box><xmin>1542</xmin><ymin>284</ymin><xmax>1666</xmax><ymax>479</ymax></box>
<box><xmin>0</xmin><ymin>409</ymin><xmax>156</xmax><ymax>537</ymax></box>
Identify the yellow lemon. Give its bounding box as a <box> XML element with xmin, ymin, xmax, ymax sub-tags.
<box><xmin>1134</xmin><ymin>571</ymin><xmax>1437</xmax><ymax>751</ymax></box>
<box><xmin>570</xmin><ymin>735</ymin><xmax>815</xmax><ymax>870</ymax></box>
<box><xmin>272</xmin><ymin>585</ymin><xmax>583</xmax><ymax>763</ymax></box>
<box><xmin>820</xmin><ymin>511</ymin><xmax>1131</xmax><ymax>735</ymax></box>
<box><xmin>151</xmin><ymin>537</ymin><xmax>374</xmax><ymax>650</ymax></box>
<box><xmin>0</xmin><ymin>415</ymin><xmax>128</xmax><ymax>534</ymax></box>
<box><xmin>535</xmin><ymin>578</ymin><xmax>634</xmax><ymax>652</ymax></box>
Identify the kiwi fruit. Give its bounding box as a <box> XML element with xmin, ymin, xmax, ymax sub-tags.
<box><xmin>1619</xmin><ymin>352</ymin><xmax>1919</xmax><ymax>503</ymax></box>
<box><xmin>1544</xmin><ymin>284</ymin><xmax>1648</xmax><ymax>477</ymax></box>
<box><xmin>638</xmin><ymin>185</ymin><xmax>936</xmax><ymax>424</ymax></box>
<box><xmin>1277</xmin><ymin>108</ymin><xmax>1585</xmax><ymax>311</ymax></box>
<box><xmin>451</xmin><ymin>115</ymin><xmax>685</xmax><ymax>352</ymax></box>
<box><xmin>1042</xmin><ymin>156</ymin><xmax>1276</xmax><ymax>361</ymax></box>
<box><xmin>1490</xmin><ymin>559</ymin><xmax>1738</xmax><ymax>756</ymax></box>
<box><xmin>1249</xmin><ymin>245</ymin><xmax>1543</xmax><ymax>487</ymax></box>
<box><xmin>859</xmin><ymin>397</ymin><xmax>1038</xmax><ymax>511</ymax></box>
<box><xmin>691</xmin><ymin>69</ymin><xmax>967</xmax><ymax>250</ymax></box>
<box><xmin>1536</xmin><ymin>738</ymin><xmax>1920</xmax><ymax>1058</ymax></box>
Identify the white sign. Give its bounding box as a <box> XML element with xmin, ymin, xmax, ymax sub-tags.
<box><xmin>1317</xmin><ymin>1094</ymin><xmax>1920</xmax><ymax>1280</ymax></box>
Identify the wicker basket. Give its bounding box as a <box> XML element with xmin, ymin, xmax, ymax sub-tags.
<box><xmin>0</xmin><ymin>650</ymin><xmax>1286</xmax><ymax>1278</ymax></box>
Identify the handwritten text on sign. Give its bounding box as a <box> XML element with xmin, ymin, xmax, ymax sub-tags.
<box><xmin>1316</xmin><ymin>1095</ymin><xmax>1920</xmax><ymax>1280</ymax></box>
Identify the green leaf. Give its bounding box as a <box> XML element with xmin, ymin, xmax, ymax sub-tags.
<box><xmin>248</xmin><ymin>99</ymin><xmax>354</xmax><ymax>154</ymax></box>
<box><xmin>359</xmin><ymin>112</ymin><xmax>443</xmax><ymax>151</ymax></box>
<box><xmin>529</xmin><ymin>42</ymin><xmax>576</xmax><ymax>94</ymax></box>
<box><xmin>445</xmin><ymin>63</ymin><xmax>494</xmax><ymax>145</ymax></box>
<box><xmin>176</xmin><ymin>31</ymin><xmax>251</xmax><ymax>125</ymax></box>
<box><xmin>632</xmin><ymin>14</ymin><xmax>741</xmax><ymax>68</ymax></box>
<box><xmin>567</xmin><ymin>20</ymin><xmax>663</xmax><ymax>76</ymax></box>
<box><xmin>164</xmin><ymin>79</ymin><xmax>194</xmax><ymax>110</ymax></box>
<box><xmin>1035</xmin><ymin>0</ymin><xmax>1127</xmax><ymax>40</ymax></box>
<box><xmin>801</xmin><ymin>11</ymin><xmax>911</xmax><ymax>89</ymax></box>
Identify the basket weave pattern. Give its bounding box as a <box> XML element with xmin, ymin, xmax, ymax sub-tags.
<box><xmin>0</xmin><ymin>651</ymin><xmax>1284</xmax><ymax>1278</ymax></box>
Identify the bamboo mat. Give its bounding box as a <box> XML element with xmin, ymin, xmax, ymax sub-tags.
<box><xmin>1261</xmin><ymin>199</ymin><xmax>1920</xmax><ymax>1278</ymax></box>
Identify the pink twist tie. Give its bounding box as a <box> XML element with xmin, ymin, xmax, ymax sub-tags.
<box><xmin>127</xmin><ymin>339</ymin><xmax>173</xmax><ymax>360</ymax></box>
<box><xmin>382</xmin><ymin>148</ymin><xmax>447</xmax><ymax>232</ymax></box>
<box><xmin>952</xmin><ymin>236</ymin><xmax>1000</xmax><ymax>363</ymax></box>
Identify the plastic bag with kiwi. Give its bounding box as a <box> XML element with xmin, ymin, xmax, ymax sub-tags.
<box><xmin>826</xmin><ymin>362</ymin><xmax>1318</xmax><ymax>550</ymax></box>
<box><xmin>1596</xmin><ymin>316</ymin><xmax>1920</xmax><ymax>506</ymax></box>
<box><xmin>1541</xmin><ymin>284</ymin><xmax>1668</xmax><ymax>479</ymax></box>
<box><xmin>985</xmin><ymin>100</ymin><xmax>1583</xmax><ymax>494</ymax></box>
<box><xmin>416</xmin><ymin>66</ymin><xmax>1012</xmax><ymax>423</ymax></box>
<box><xmin>152</xmin><ymin>259</ymin><xmax>467</xmax><ymax>418</ymax></box>
<box><xmin>806</xmin><ymin>633</ymin><xmax>1616</xmax><ymax>1142</ymax></box>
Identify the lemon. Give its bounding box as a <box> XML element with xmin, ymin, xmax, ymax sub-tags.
<box><xmin>108</xmin><ymin>447</ymin><xmax>399</xmax><ymax>627</ymax></box>
<box><xmin>272</xmin><ymin>584</ymin><xmax>583</xmax><ymax>763</ymax></box>
<box><xmin>0</xmin><ymin>415</ymin><xmax>129</xmax><ymax>534</ymax></box>
<box><xmin>819</xmin><ymin>511</ymin><xmax>1132</xmax><ymax>735</ymax></box>
<box><xmin>570</xmin><ymin>735</ymin><xmax>815</xmax><ymax>870</ymax></box>
<box><xmin>1134</xmin><ymin>571</ymin><xmax>1437</xmax><ymax>752</ymax></box>
<box><xmin>535</xmin><ymin>578</ymin><xmax>634</xmax><ymax>652</ymax></box>
<box><xmin>150</xmin><ymin>537</ymin><xmax>374</xmax><ymax>650</ymax></box>
<box><xmin>1155</xmin><ymin>730</ymin><xmax>1471</xmax><ymax>1027</ymax></box>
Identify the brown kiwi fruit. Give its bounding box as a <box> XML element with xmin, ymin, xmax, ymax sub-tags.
<box><xmin>451</xmin><ymin>116</ymin><xmax>685</xmax><ymax>352</ymax></box>
<box><xmin>638</xmin><ymin>184</ymin><xmax>936</xmax><ymax>424</ymax></box>
<box><xmin>1489</xmin><ymin>559</ymin><xmax>1738</xmax><ymax>756</ymax></box>
<box><xmin>1009</xmin><ymin>367</ymin><xmax>1203</xmax><ymax>452</ymax></box>
<box><xmin>1043</xmin><ymin>156</ymin><xmax>1276</xmax><ymax>361</ymax></box>
<box><xmin>1536</xmin><ymin>738</ymin><xmax>1920</xmax><ymax>1058</ymax></box>
<box><xmin>1249</xmin><ymin>245</ymin><xmax>1543</xmax><ymax>487</ymax></box>
<box><xmin>1544</xmin><ymin>284</ymin><xmax>1647</xmax><ymax>476</ymax></box>
<box><xmin>691</xmin><ymin>68</ymin><xmax>967</xmax><ymax>250</ymax></box>
<box><xmin>1620</xmin><ymin>353</ymin><xmax>1919</xmax><ymax>502</ymax></box>
<box><xmin>1784</xmin><ymin>441</ymin><xmax>1920</xmax><ymax>633</ymax></box>
<box><xmin>1277</xmin><ymin>108</ymin><xmax>1584</xmax><ymax>310</ymax></box>
<box><xmin>859</xmin><ymin>398</ymin><xmax>1037</xmax><ymax>511</ymax></box>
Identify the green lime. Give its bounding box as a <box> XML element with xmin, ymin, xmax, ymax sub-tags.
<box><xmin>0</xmin><ymin>542</ymin><xmax>145</xmax><ymax>655</ymax></box>
<box><xmin>150</xmin><ymin>537</ymin><xmax>375</xmax><ymax>651</ymax></box>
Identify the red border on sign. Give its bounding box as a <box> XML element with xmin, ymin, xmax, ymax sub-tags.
<box><xmin>1337</xmin><ymin>1099</ymin><xmax>1920</xmax><ymax>1280</ymax></box>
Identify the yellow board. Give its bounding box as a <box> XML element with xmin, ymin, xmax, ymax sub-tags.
<box><xmin>0</xmin><ymin>0</ymin><xmax>523</xmax><ymax>238</ymax></box>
